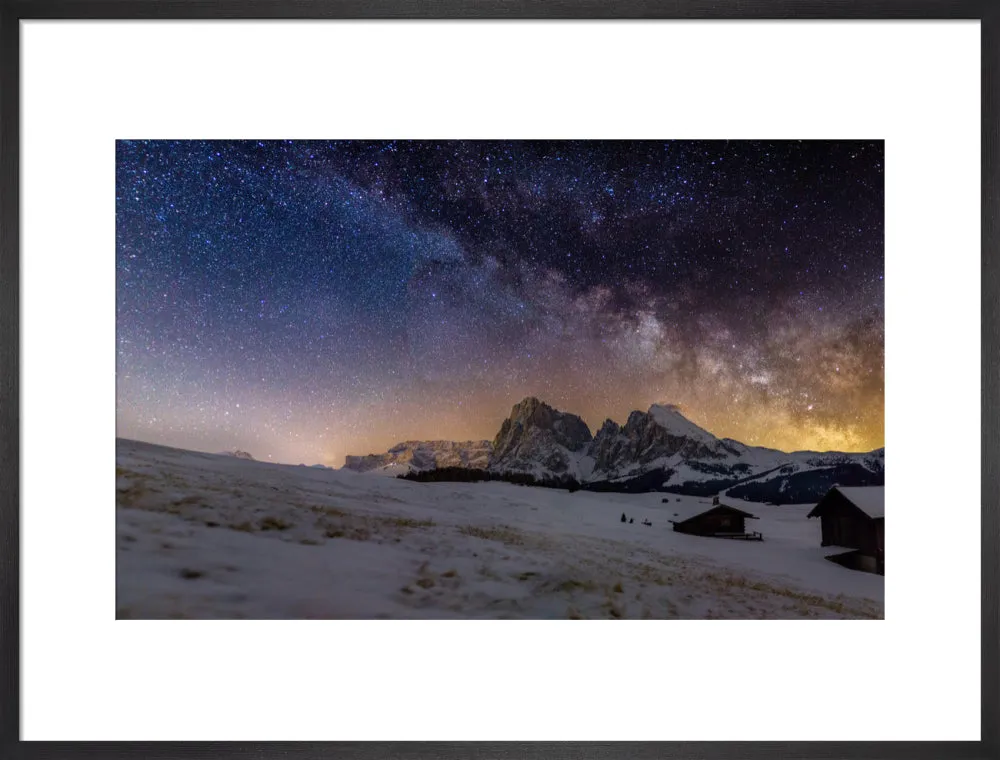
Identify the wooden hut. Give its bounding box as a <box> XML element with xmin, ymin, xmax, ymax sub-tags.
<box><xmin>669</xmin><ymin>501</ymin><xmax>762</xmax><ymax>540</ymax></box>
<box><xmin>807</xmin><ymin>486</ymin><xmax>884</xmax><ymax>575</ymax></box>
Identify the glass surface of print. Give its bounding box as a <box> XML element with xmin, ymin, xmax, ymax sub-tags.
<box><xmin>116</xmin><ymin>139</ymin><xmax>885</xmax><ymax>620</ymax></box>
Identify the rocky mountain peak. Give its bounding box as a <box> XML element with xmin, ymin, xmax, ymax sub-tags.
<box><xmin>489</xmin><ymin>397</ymin><xmax>594</xmax><ymax>477</ymax></box>
<box><xmin>493</xmin><ymin>397</ymin><xmax>593</xmax><ymax>452</ymax></box>
<box><xmin>646</xmin><ymin>403</ymin><xmax>717</xmax><ymax>444</ymax></box>
<box><xmin>596</xmin><ymin>418</ymin><xmax>621</xmax><ymax>438</ymax></box>
<box><xmin>341</xmin><ymin>396</ymin><xmax>884</xmax><ymax>503</ymax></box>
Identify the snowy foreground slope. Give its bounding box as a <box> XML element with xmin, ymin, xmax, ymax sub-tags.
<box><xmin>116</xmin><ymin>438</ymin><xmax>884</xmax><ymax>620</ymax></box>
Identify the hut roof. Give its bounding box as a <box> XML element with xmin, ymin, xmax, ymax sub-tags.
<box><xmin>808</xmin><ymin>486</ymin><xmax>884</xmax><ymax>519</ymax></box>
<box><xmin>667</xmin><ymin>501</ymin><xmax>758</xmax><ymax>525</ymax></box>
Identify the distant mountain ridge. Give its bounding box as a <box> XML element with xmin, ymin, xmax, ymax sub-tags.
<box><xmin>341</xmin><ymin>397</ymin><xmax>884</xmax><ymax>502</ymax></box>
<box><xmin>344</xmin><ymin>439</ymin><xmax>492</xmax><ymax>476</ymax></box>
<box><xmin>219</xmin><ymin>450</ymin><xmax>255</xmax><ymax>461</ymax></box>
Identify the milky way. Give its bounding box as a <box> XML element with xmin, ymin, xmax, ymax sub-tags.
<box><xmin>116</xmin><ymin>140</ymin><xmax>884</xmax><ymax>465</ymax></box>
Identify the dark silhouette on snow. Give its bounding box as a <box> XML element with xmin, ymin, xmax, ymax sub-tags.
<box><xmin>400</xmin><ymin>466</ymin><xmax>579</xmax><ymax>491</ymax></box>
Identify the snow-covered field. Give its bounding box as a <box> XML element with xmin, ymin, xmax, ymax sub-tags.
<box><xmin>116</xmin><ymin>438</ymin><xmax>884</xmax><ymax>619</ymax></box>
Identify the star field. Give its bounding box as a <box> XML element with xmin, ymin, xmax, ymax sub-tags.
<box><xmin>116</xmin><ymin>140</ymin><xmax>884</xmax><ymax>465</ymax></box>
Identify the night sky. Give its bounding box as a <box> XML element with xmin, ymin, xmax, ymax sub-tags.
<box><xmin>116</xmin><ymin>140</ymin><xmax>884</xmax><ymax>466</ymax></box>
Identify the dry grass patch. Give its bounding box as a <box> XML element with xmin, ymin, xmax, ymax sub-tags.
<box><xmin>553</xmin><ymin>578</ymin><xmax>598</xmax><ymax>593</ymax></box>
<box><xmin>116</xmin><ymin>483</ymin><xmax>147</xmax><ymax>507</ymax></box>
<box><xmin>306</xmin><ymin>504</ymin><xmax>350</xmax><ymax>518</ymax></box>
<box><xmin>322</xmin><ymin>524</ymin><xmax>369</xmax><ymax>541</ymax></box>
<box><xmin>314</xmin><ymin>509</ymin><xmax>436</xmax><ymax>544</ymax></box>
<box><xmin>630</xmin><ymin>562</ymin><xmax>680</xmax><ymax>587</ymax></box>
<box><xmin>704</xmin><ymin>571</ymin><xmax>881</xmax><ymax>619</ymax></box>
<box><xmin>259</xmin><ymin>516</ymin><xmax>293</xmax><ymax>531</ymax></box>
<box><xmin>457</xmin><ymin>524</ymin><xmax>525</xmax><ymax>546</ymax></box>
<box><xmin>387</xmin><ymin>516</ymin><xmax>435</xmax><ymax>529</ymax></box>
<box><xmin>602</xmin><ymin>592</ymin><xmax>627</xmax><ymax>618</ymax></box>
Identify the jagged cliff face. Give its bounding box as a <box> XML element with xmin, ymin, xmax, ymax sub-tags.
<box><xmin>489</xmin><ymin>397</ymin><xmax>593</xmax><ymax>477</ymax></box>
<box><xmin>588</xmin><ymin>419</ymin><xmax>623</xmax><ymax>475</ymax></box>
<box><xmin>483</xmin><ymin>399</ymin><xmax>883</xmax><ymax>493</ymax></box>
<box><xmin>343</xmin><ymin>440</ymin><xmax>492</xmax><ymax>474</ymax></box>
<box><xmin>587</xmin><ymin>405</ymin><xmax>748</xmax><ymax>480</ymax></box>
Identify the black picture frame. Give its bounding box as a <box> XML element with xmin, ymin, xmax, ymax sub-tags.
<box><xmin>1</xmin><ymin>2</ymin><xmax>995</xmax><ymax>759</ymax></box>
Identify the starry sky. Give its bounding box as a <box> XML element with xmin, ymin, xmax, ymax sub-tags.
<box><xmin>117</xmin><ymin>140</ymin><xmax>884</xmax><ymax>466</ymax></box>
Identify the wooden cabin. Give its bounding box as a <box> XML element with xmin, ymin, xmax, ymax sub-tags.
<box><xmin>669</xmin><ymin>501</ymin><xmax>762</xmax><ymax>541</ymax></box>
<box><xmin>807</xmin><ymin>486</ymin><xmax>884</xmax><ymax>575</ymax></box>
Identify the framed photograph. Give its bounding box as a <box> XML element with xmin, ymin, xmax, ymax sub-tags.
<box><xmin>2</xmin><ymin>0</ymin><xmax>994</xmax><ymax>757</ymax></box>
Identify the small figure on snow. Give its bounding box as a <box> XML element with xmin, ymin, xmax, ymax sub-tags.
<box><xmin>621</xmin><ymin>512</ymin><xmax>627</xmax><ymax>523</ymax></box>
<box><xmin>629</xmin><ymin>518</ymin><xmax>634</xmax><ymax>524</ymax></box>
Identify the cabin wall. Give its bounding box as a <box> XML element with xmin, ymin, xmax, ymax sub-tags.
<box><xmin>817</xmin><ymin>496</ymin><xmax>879</xmax><ymax>553</ymax></box>
<box><xmin>680</xmin><ymin>513</ymin><xmax>746</xmax><ymax>536</ymax></box>
<box><xmin>814</xmin><ymin>491</ymin><xmax>884</xmax><ymax>574</ymax></box>
<box><xmin>820</xmin><ymin>514</ymin><xmax>866</xmax><ymax>549</ymax></box>
<box><xmin>819</xmin><ymin>522</ymin><xmax>882</xmax><ymax>574</ymax></box>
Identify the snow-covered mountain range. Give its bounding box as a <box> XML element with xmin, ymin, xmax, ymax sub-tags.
<box><xmin>344</xmin><ymin>439</ymin><xmax>492</xmax><ymax>476</ymax></box>
<box><xmin>218</xmin><ymin>450</ymin><xmax>255</xmax><ymax>461</ymax></box>
<box><xmin>342</xmin><ymin>397</ymin><xmax>884</xmax><ymax>502</ymax></box>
